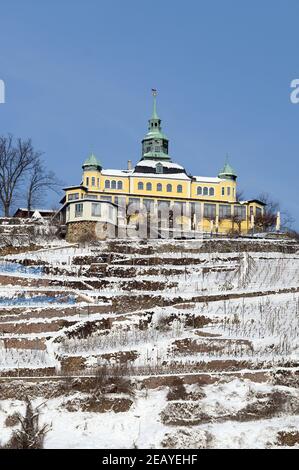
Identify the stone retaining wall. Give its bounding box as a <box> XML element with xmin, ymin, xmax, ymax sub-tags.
<box><xmin>66</xmin><ymin>221</ymin><xmax>116</xmax><ymax>242</ymax></box>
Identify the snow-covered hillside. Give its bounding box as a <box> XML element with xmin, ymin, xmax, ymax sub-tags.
<box><xmin>0</xmin><ymin>237</ymin><xmax>298</xmax><ymax>449</ymax></box>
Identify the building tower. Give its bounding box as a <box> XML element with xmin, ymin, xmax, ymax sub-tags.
<box><xmin>218</xmin><ymin>155</ymin><xmax>237</xmax><ymax>181</ymax></box>
<box><xmin>141</xmin><ymin>89</ymin><xmax>170</xmax><ymax>161</ymax></box>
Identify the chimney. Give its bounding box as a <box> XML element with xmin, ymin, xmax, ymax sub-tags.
<box><xmin>127</xmin><ymin>160</ymin><xmax>132</xmax><ymax>171</ymax></box>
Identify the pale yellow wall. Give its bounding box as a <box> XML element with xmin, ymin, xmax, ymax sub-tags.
<box><xmin>63</xmin><ymin>168</ymin><xmax>263</xmax><ymax>235</ymax></box>
<box><xmin>81</xmin><ymin>170</ymin><xmax>238</xmax><ymax>203</ymax></box>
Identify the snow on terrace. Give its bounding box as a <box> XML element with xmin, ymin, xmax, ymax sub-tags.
<box><xmin>52</xmin><ymin>291</ymin><xmax>299</xmax><ymax>370</ymax></box>
<box><xmin>2</xmin><ymin>244</ymin><xmax>92</xmax><ymax>265</ymax></box>
<box><xmin>1</xmin><ymin>244</ymin><xmax>298</xmax><ymax>305</ymax></box>
<box><xmin>0</xmin><ymin>241</ymin><xmax>298</xmax><ymax>368</ymax></box>
<box><xmin>0</xmin><ymin>388</ymin><xmax>169</xmax><ymax>449</ymax></box>
<box><xmin>0</xmin><ymin>379</ymin><xmax>299</xmax><ymax>448</ymax></box>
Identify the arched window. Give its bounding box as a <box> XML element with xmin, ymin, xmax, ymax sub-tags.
<box><xmin>91</xmin><ymin>177</ymin><xmax>95</xmax><ymax>186</ymax></box>
<box><xmin>157</xmin><ymin>183</ymin><xmax>162</xmax><ymax>191</ymax></box>
<box><xmin>203</xmin><ymin>187</ymin><xmax>209</xmax><ymax>196</ymax></box>
<box><xmin>138</xmin><ymin>182</ymin><xmax>144</xmax><ymax>190</ymax></box>
<box><xmin>156</xmin><ymin>163</ymin><xmax>163</xmax><ymax>174</ymax></box>
<box><xmin>86</xmin><ymin>177</ymin><xmax>89</xmax><ymax>186</ymax></box>
<box><xmin>117</xmin><ymin>181</ymin><xmax>123</xmax><ymax>190</ymax></box>
<box><xmin>111</xmin><ymin>180</ymin><xmax>117</xmax><ymax>189</ymax></box>
<box><xmin>167</xmin><ymin>184</ymin><xmax>172</xmax><ymax>192</ymax></box>
<box><xmin>177</xmin><ymin>184</ymin><xmax>183</xmax><ymax>193</ymax></box>
<box><xmin>197</xmin><ymin>186</ymin><xmax>202</xmax><ymax>195</ymax></box>
<box><xmin>105</xmin><ymin>180</ymin><xmax>110</xmax><ymax>189</ymax></box>
<box><xmin>209</xmin><ymin>187</ymin><xmax>215</xmax><ymax>196</ymax></box>
<box><xmin>146</xmin><ymin>182</ymin><xmax>152</xmax><ymax>191</ymax></box>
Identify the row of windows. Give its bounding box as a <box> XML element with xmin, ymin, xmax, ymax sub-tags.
<box><xmin>145</xmin><ymin>146</ymin><xmax>162</xmax><ymax>153</ymax></box>
<box><xmin>68</xmin><ymin>193</ymin><xmax>80</xmax><ymax>201</ymax></box>
<box><xmin>204</xmin><ymin>204</ymin><xmax>246</xmax><ymax>220</ymax></box>
<box><xmin>197</xmin><ymin>186</ymin><xmax>234</xmax><ymax>197</ymax></box>
<box><xmin>137</xmin><ymin>182</ymin><xmax>183</xmax><ymax>193</ymax></box>
<box><xmin>69</xmin><ymin>191</ymin><xmax>247</xmax><ymax>220</ymax></box>
<box><xmin>86</xmin><ymin>177</ymin><xmax>100</xmax><ymax>187</ymax></box>
<box><xmin>197</xmin><ymin>187</ymin><xmax>215</xmax><ymax>196</ymax></box>
<box><xmin>222</xmin><ymin>186</ymin><xmax>234</xmax><ymax>197</ymax></box>
<box><xmin>81</xmin><ymin>179</ymin><xmax>234</xmax><ymax>199</ymax></box>
<box><xmin>119</xmin><ymin>197</ymin><xmax>249</xmax><ymax>220</ymax></box>
<box><xmin>103</xmin><ymin>181</ymin><xmax>233</xmax><ymax>198</ymax></box>
<box><xmin>74</xmin><ymin>202</ymin><xmax>114</xmax><ymax>219</ymax></box>
<box><xmin>105</xmin><ymin>180</ymin><xmax>123</xmax><ymax>190</ymax></box>
<box><xmin>71</xmin><ymin>199</ymin><xmax>257</xmax><ymax>222</ymax></box>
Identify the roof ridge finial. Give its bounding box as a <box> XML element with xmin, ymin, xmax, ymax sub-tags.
<box><xmin>151</xmin><ymin>88</ymin><xmax>158</xmax><ymax>119</ymax></box>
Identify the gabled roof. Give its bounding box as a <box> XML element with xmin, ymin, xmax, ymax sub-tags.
<box><xmin>136</xmin><ymin>159</ymin><xmax>184</xmax><ymax>170</ymax></box>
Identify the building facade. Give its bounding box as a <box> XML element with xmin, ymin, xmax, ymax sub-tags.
<box><xmin>60</xmin><ymin>92</ymin><xmax>265</xmax><ymax>241</ymax></box>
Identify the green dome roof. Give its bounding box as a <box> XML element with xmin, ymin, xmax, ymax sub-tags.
<box><xmin>218</xmin><ymin>160</ymin><xmax>237</xmax><ymax>180</ymax></box>
<box><xmin>82</xmin><ymin>153</ymin><xmax>102</xmax><ymax>170</ymax></box>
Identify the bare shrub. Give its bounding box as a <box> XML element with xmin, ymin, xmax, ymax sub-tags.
<box><xmin>93</xmin><ymin>365</ymin><xmax>135</xmax><ymax>397</ymax></box>
<box><xmin>166</xmin><ymin>377</ymin><xmax>187</xmax><ymax>401</ymax></box>
<box><xmin>4</xmin><ymin>397</ymin><xmax>50</xmax><ymax>449</ymax></box>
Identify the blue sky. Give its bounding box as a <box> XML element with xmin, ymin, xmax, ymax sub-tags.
<box><xmin>0</xmin><ymin>0</ymin><xmax>298</xmax><ymax>227</ymax></box>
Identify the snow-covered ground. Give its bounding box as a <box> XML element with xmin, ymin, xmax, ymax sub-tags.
<box><xmin>0</xmin><ymin>238</ymin><xmax>298</xmax><ymax>448</ymax></box>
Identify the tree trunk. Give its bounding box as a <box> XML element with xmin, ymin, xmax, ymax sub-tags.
<box><xmin>4</xmin><ymin>203</ymin><xmax>10</xmax><ymax>217</ymax></box>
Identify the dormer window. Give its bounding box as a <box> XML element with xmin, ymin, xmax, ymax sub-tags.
<box><xmin>156</xmin><ymin>163</ymin><xmax>163</xmax><ymax>174</ymax></box>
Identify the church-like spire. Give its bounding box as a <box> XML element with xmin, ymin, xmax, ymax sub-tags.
<box><xmin>141</xmin><ymin>89</ymin><xmax>170</xmax><ymax>161</ymax></box>
<box><xmin>147</xmin><ymin>88</ymin><xmax>162</xmax><ymax>132</ymax></box>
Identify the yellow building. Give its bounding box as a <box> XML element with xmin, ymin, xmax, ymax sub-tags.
<box><xmin>61</xmin><ymin>92</ymin><xmax>265</xmax><ymax>241</ymax></box>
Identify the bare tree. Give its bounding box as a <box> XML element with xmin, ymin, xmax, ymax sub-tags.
<box><xmin>256</xmin><ymin>192</ymin><xmax>294</xmax><ymax>232</ymax></box>
<box><xmin>0</xmin><ymin>135</ymin><xmax>40</xmax><ymax>216</ymax></box>
<box><xmin>280</xmin><ymin>210</ymin><xmax>294</xmax><ymax>231</ymax></box>
<box><xmin>257</xmin><ymin>192</ymin><xmax>279</xmax><ymax>214</ymax></box>
<box><xmin>26</xmin><ymin>159</ymin><xmax>61</xmax><ymax>214</ymax></box>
